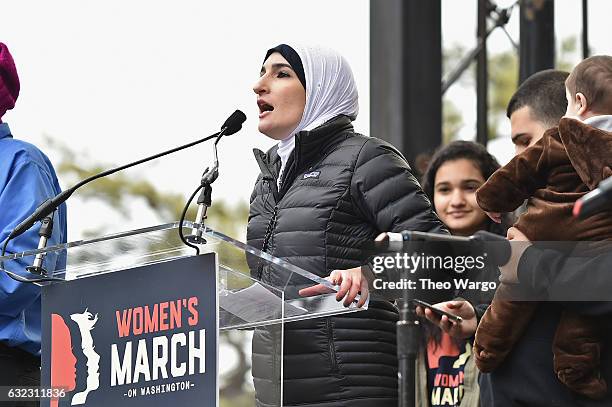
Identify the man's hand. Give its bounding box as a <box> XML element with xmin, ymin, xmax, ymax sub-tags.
<box><xmin>298</xmin><ymin>267</ymin><xmax>369</xmax><ymax>308</ymax></box>
<box><xmin>499</xmin><ymin>227</ymin><xmax>532</xmax><ymax>284</ymax></box>
<box><xmin>485</xmin><ymin>211</ymin><xmax>502</xmax><ymax>223</ymax></box>
<box><xmin>416</xmin><ymin>300</ymin><xmax>477</xmax><ymax>339</ymax></box>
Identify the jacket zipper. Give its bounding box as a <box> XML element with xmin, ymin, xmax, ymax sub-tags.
<box><xmin>254</xmin><ymin>150</ymin><xmax>280</xmax><ymax>202</ymax></box>
<box><xmin>326</xmin><ymin>319</ymin><xmax>339</xmax><ymax>373</ymax></box>
<box><xmin>257</xmin><ymin>204</ymin><xmax>279</xmax><ymax>281</ymax></box>
<box><xmin>261</xmin><ymin>205</ymin><xmax>279</xmax><ymax>253</ymax></box>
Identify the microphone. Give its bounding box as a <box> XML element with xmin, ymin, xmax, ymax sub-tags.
<box><xmin>5</xmin><ymin>110</ymin><xmax>246</xmax><ymax>245</ymax></box>
<box><xmin>392</xmin><ymin>230</ymin><xmax>511</xmax><ymax>266</ymax></box>
<box><xmin>573</xmin><ymin>176</ymin><xmax>612</xmax><ymax>218</ymax></box>
<box><xmin>221</xmin><ymin>110</ymin><xmax>247</xmax><ymax>136</ymax></box>
<box><xmin>185</xmin><ymin>110</ymin><xmax>247</xmax><ymax>245</ymax></box>
<box><xmin>203</xmin><ymin>110</ymin><xmax>246</xmax><ymax>184</ymax></box>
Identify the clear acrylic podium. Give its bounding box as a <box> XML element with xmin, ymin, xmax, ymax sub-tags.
<box><xmin>0</xmin><ymin>221</ymin><xmax>365</xmax><ymax>407</ymax></box>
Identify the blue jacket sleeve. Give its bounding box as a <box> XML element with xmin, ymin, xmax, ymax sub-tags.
<box><xmin>0</xmin><ymin>160</ymin><xmax>65</xmax><ymax>317</ymax></box>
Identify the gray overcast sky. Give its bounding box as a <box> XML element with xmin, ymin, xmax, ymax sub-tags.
<box><xmin>2</xmin><ymin>0</ymin><xmax>369</xmax><ymax>238</ymax></box>
<box><xmin>1</xmin><ymin>0</ymin><xmax>610</xmax><ymax>239</ymax></box>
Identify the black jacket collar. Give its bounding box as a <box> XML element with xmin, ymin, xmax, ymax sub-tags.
<box><xmin>253</xmin><ymin>115</ymin><xmax>354</xmax><ymax>179</ymax></box>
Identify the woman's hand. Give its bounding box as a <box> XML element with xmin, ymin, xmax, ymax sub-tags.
<box><xmin>498</xmin><ymin>227</ymin><xmax>532</xmax><ymax>284</ymax></box>
<box><xmin>331</xmin><ymin>267</ymin><xmax>370</xmax><ymax>308</ymax></box>
<box><xmin>507</xmin><ymin>226</ymin><xmax>529</xmax><ymax>241</ymax></box>
<box><xmin>485</xmin><ymin>211</ymin><xmax>502</xmax><ymax>223</ymax></box>
<box><xmin>298</xmin><ymin>266</ymin><xmax>370</xmax><ymax>308</ymax></box>
<box><xmin>416</xmin><ymin>300</ymin><xmax>477</xmax><ymax>339</ymax></box>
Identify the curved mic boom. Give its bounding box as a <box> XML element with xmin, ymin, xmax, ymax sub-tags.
<box><xmin>6</xmin><ymin>110</ymin><xmax>247</xmax><ymax>244</ymax></box>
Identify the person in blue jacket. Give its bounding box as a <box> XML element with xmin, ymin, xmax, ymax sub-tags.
<box><xmin>0</xmin><ymin>42</ymin><xmax>67</xmax><ymax>397</ymax></box>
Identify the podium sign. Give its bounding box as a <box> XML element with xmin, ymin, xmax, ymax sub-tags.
<box><xmin>0</xmin><ymin>222</ymin><xmax>365</xmax><ymax>406</ymax></box>
<box><xmin>40</xmin><ymin>254</ymin><xmax>218</xmax><ymax>407</ymax></box>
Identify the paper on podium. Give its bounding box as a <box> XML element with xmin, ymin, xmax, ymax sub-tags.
<box><xmin>219</xmin><ymin>282</ymin><xmax>309</xmax><ymax>323</ymax></box>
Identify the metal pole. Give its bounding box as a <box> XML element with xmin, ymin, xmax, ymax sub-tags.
<box><xmin>477</xmin><ymin>0</ymin><xmax>489</xmax><ymax>145</ymax></box>
<box><xmin>582</xmin><ymin>0</ymin><xmax>589</xmax><ymax>59</ymax></box>
<box><xmin>442</xmin><ymin>3</ymin><xmax>513</xmax><ymax>95</ymax></box>
<box><xmin>397</xmin><ymin>258</ymin><xmax>420</xmax><ymax>407</ymax></box>
<box><xmin>370</xmin><ymin>0</ymin><xmax>441</xmax><ymax>169</ymax></box>
<box><xmin>519</xmin><ymin>0</ymin><xmax>555</xmax><ymax>83</ymax></box>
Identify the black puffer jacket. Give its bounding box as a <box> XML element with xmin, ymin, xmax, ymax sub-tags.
<box><xmin>247</xmin><ymin>115</ymin><xmax>446</xmax><ymax>407</ymax></box>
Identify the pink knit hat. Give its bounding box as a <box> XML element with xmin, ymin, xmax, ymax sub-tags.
<box><xmin>0</xmin><ymin>42</ymin><xmax>20</xmax><ymax>121</ymax></box>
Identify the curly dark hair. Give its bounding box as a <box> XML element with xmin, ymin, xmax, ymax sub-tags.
<box><xmin>421</xmin><ymin>140</ymin><xmax>508</xmax><ymax>237</ymax></box>
<box><xmin>420</xmin><ymin>141</ymin><xmax>508</xmax><ymax>349</ymax></box>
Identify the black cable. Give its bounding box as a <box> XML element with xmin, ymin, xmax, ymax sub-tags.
<box><xmin>1</xmin><ymin>238</ymin><xmax>9</xmax><ymax>258</ymax></box>
<box><xmin>2</xmin><ymin>110</ymin><xmax>246</xmax><ymax>282</ymax></box>
<box><xmin>0</xmin><ymin>239</ymin><xmax>10</xmax><ymax>280</ymax></box>
<box><xmin>0</xmin><ymin>133</ymin><xmax>222</xmax><ymax>280</ymax></box>
<box><xmin>179</xmin><ymin>184</ymin><xmax>204</xmax><ymax>255</ymax></box>
<box><xmin>6</xmin><ymin>132</ymin><xmax>223</xmax><ymax>246</ymax></box>
<box><xmin>182</xmin><ymin>133</ymin><xmax>224</xmax><ymax>252</ymax></box>
<box><xmin>2</xmin><ymin>164</ymin><xmax>205</xmax><ymax>281</ymax></box>
<box><xmin>2</xmin><ymin>268</ymin><xmax>63</xmax><ymax>283</ymax></box>
<box><xmin>1</xmin><ymin>217</ymin><xmax>64</xmax><ymax>283</ymax></box>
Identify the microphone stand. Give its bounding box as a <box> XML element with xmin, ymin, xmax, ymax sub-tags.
<box><xmin>187</xmin><ymin>136</ymin><xmax>221</xmax><ymax>245</ymax></box>
<box><xmin>376</xmin><ymin>230</ymin><xmax>509</xmax><ymax>407</ymax></box>
<box><xmin>25</xmin><ymin>215</ymin><xmax>54</xmax><ymax>276</ymax></box>
<box><xmin>0</xmin><ymin>215</ymin><xmax>63</xmax><ymax>284</ymax></box>
<box><xmin>2</xmin><ymin>110</ymin><xmax>245</xmax><ymax>283</ymax></box>
<box><xmin>1</xmin><ymin>125</ymin><xmax>233</xmax><ymax>283</ymax></box>
<box><xmin>396</xmin><ymin>240</ymin><xmax>422</xmax><ymax>407</ymax></box>
<box><xmin>176</xmin><ymin>109</ymin><xmax>246</xmax><ymax>254</ymax></box>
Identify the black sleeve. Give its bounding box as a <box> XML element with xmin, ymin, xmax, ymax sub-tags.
<box><xmin>518</xmin><ymin>245</ymin><xmax>612</xmax><ymax>316</ymax></box>
<box><xmin>350</xmin><ymin>138</ymin><xmax>448</xmax><ymax>234</ymax></box>
<box><xmin>474</xmin><ymin>303</ymin><xmax>489</xmax><ymax>328</ymax></box>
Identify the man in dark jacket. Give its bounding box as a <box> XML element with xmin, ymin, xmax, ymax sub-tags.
<box><xmin>420</xmin><ymin>69</ymin><xmax>612</xmax><ymax>406</ymax></box>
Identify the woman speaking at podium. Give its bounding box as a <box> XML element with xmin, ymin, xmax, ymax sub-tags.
<box><xmin>247</xmin><ymin>43</ymin><xmax>446</xmax><ymax>406</ymax></box>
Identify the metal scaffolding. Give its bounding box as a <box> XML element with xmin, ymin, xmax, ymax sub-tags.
<box><xmin>370</xmin><ymin>0</ymin><xmax>593</xmax><ymax>155</ymax></box>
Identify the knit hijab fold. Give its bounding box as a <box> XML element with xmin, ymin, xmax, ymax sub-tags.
<box><xmin>264</xmin><ymin>44</ymin><xmax>359</xmax><ymax>182</ymax></box>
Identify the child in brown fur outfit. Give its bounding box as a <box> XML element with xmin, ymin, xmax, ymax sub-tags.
<box><xmin>473</xmin><ymin>55</ymin><xmax>612</xmax><ymax>400</ymax></box>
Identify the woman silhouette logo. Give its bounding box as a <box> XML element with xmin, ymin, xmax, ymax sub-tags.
<box><xmin>50</xmin><ymin>310</ymin><xmax>100</xmax><ymax>406</ymax></box>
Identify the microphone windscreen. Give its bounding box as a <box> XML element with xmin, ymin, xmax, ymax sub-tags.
<box><xmin>472</xmin><ymin>230</ymin><xmax>511</xmax><ymax>266</ymax></box>
<box><xmin>574</xmin><ymin>176</ymin><xmax>612</xmax><ymax>218</ymax></box>
<box><xmin>221</xmin><ymin>110</ymin><xmax>247</xmax><ymax>135</ymax></box>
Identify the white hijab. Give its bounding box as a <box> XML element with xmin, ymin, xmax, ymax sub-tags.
<box><xmin>275</xmin><ymin>44</ymin><xmax>359</xmax><ymax>185</ymax></box>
